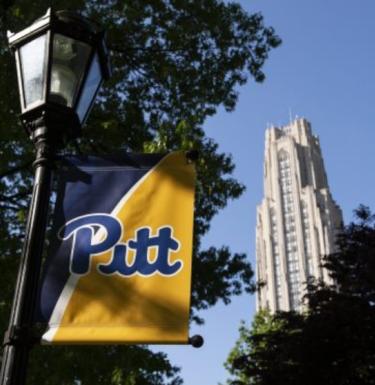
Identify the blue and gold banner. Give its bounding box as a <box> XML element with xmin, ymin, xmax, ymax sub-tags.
<box><xmin>38</xmin><ymin>152</ymin><xmax>195</xmax><ymax>344</ymax></box>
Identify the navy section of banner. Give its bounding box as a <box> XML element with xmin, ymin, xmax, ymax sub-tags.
<box><xmin>36</xmin><ymin>153</ymin><xmax>165</xmax><ymax>324</ymax></box>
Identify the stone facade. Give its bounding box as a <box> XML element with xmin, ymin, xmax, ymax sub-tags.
<box><xmin>256</xmin><ymin>118</ymin><xmax>343</xmax><ymax>312</ymax></box>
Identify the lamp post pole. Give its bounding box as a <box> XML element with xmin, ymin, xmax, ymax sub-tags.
<box><xmin>0</xmin><ymin>10</ymin><xmax>110</xmax><ymax>383</ymax></box>
<box><xmin>0</xmin><ymin>124</ymin><xmax>55</xmax><ymax>385</ymax></box>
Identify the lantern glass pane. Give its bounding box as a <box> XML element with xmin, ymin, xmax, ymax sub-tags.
<box><xmin>77</xmin><ymin>53</ymin><xmax>101</xmax><ymax>122</ymax></box>
<box><xmin>50</xmin><ymin>34</ymin><xmax>91</xmax><ymax>107</ymax></box>
<box><xmin>20</xmin><ymin>34</ymin><xmax>47</xmax><ymax>108</ymax></box>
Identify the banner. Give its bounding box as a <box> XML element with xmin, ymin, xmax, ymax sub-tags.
<box><xmin>38</xmin><ymin>152</ymin><xmax>195</xmax><ymax>344</ymax></box>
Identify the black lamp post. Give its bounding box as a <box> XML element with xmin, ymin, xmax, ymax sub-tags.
<box><xmin>1</xmin><ymin>9</ymin><xmax>110</xmax><ymax>385</ymax></box>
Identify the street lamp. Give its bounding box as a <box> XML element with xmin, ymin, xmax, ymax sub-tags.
<box><xmin>8</xmin><ymin>8</ymin><xmax>110</xmax><ymax>141</ymax></box>
<box><xmin>1</xmin><ymin>9</ymin><xmax>110</xmax><ymax>385</ymax></box>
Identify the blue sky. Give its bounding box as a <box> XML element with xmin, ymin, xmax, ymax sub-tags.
<box><xmin>156</xmin><ymin>1</ymin><xmax>375</xmax><ymax>384</ymax></box>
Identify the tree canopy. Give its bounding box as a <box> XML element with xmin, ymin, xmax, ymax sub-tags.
<box><xmin>0</xmin><ymin>1</ymin><xmax>280</xmax><ymax>384</ymax></box>
<box><xmin>225</xmin><ymin>206</ymin><xmax>375</xmax><ymax>385</ymax></box>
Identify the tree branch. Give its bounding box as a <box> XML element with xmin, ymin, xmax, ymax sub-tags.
<box><xmin>0</xmin><ymin>189</ymin><xmax>32</xmax><ymax>203</ymax></box>
<box><xmin>0</xmin><ymin>160</ymin><xmax>33</xmax><ymax>179</ymax></box>
<box><xmin>109</xmin><ymin>44</ymin><xmax>187</xmax><ymax>54</ymax></box>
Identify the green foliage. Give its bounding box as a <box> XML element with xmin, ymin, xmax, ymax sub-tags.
<box><xmin>0</xmin><ymin>1</ymin><xmax>281</xmax><ymax>384</ymax></box>
<box><xmin>27</xmin><ymin>345</ymin><xmax>183</xmax><ymax>385</ymax></box>
<box><xmin>323</xmin><ymin>204</ymin><xmax>375</xmax><ymax>304</ymax></box>
<box><xmin>225</xmin><ymin>207</ymin><xmax>375</xmax><ymax>385</ymax></box>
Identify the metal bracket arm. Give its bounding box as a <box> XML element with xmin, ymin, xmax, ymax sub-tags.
<box><xmin>2</xmin><ymin>326</ymin><xmax>39</xmax><ymax>348</ymax></box>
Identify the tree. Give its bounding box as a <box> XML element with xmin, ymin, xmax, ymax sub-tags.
<box><xmin>225</xmin><ymin>207</ymin><xmax>375</xmax><ymax>385</ymax></box>
<box><xmin>0</xmin><ymin>1</ymin><xmax>281</xmax><ymax>384</ymax></box>
<box><xmin>224</xmin><ymin>309</ymin><xmax>307</xmax><ymax>385</ymax></box>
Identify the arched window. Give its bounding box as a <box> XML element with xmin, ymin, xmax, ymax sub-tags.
<box><xmin>278</xmin><ymin>150</ymin><xmax>289</xmax><ymax>162</ymax></box>
<box><xmin>301</xmin><ymin>200</ymin><xmax>314</xmax><ymax>277</ymax></box>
